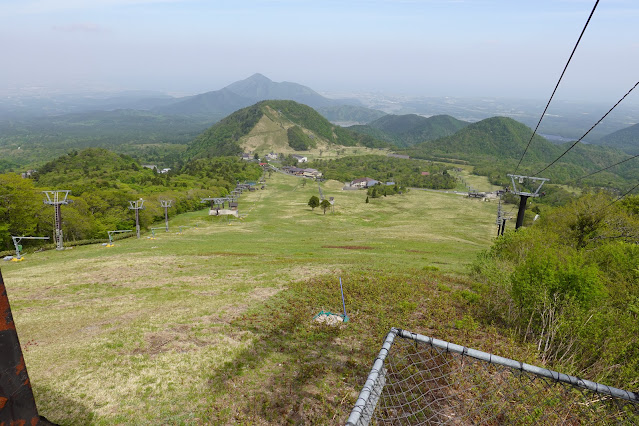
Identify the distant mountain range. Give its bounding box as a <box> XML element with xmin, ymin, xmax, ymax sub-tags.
<box><xmin>154</xmin><ymin>73</ymin><xmax>379</xmax><ymax>123</ymax></box>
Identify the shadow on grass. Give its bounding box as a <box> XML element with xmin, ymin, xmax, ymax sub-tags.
<box><xmin>32</xmin><ymin>384</ymin><xmax>96</xmax><ymax>426</ymax></box>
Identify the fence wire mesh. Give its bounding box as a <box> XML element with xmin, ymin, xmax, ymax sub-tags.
<box><xmin>347</xmin><ymin>328</ymin><xmax>639</xmax><ymax>425</ymax></box>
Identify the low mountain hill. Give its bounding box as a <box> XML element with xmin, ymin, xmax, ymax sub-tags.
<box><xmin>316</xmin><ymin>105</ymin><xmax>387</xmax><ymax>125</ymax></box>
<box><xmin>598</xmin><ymin>122</ymin><xmax>639</xmax><ymax>154</ymax></box>
<box><xmin>349</xmin><ymin>114</ymin><xmax>469</xmax><ymax>147</ymax></box>
<box><xmin>153</xmin><ymin>88</ymin><xmax>253</xmax><ymax>120</ymax></box>
<box><xmin>224</xmin><ymin>73</ymin><xmax>336</xmax><ymax>108</ymax></box>
<box><xmin>184</xmin><ymin>100</ymin><xmax>388</xmax><ymax>159</ymax></box>
<box><xmin>408</xmin><ymin>116</ymin><xmax>560</xmax><ymax>162</ymax></box>
<box><xmin>407</xmin><ymin>116</ymin><xmax>636</xmax><ymax>186</ymax></box>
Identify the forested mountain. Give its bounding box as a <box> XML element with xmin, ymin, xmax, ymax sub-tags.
<box><xmin>598</xmin><ymin>122</ymin><xmax>639</xmax><ymax>154</ymax></box>
<box><xmin>407</xmin><ymin>116</ymin><xmax>637</xmax><ymax>188</ymax></box>
<box><xmin>184</xmin><ymin>100</ymin><xmax>388</xmax><ymax>159</ymax></box>
<box><xmin>349</xmin><ymin>114</ymin><xmax>469</xmax><ymax>147</ymax></box>
<box><xmin>153</xmin><ymin>73</ymin><xmax>375</xmax><ymax>122</ymax></box>
<box><xmin>315</xmin><ymin>105</ymin><xmax>387</xmax><ymax>125</ymax></box>
<box><xmin>224</xmin><ymin>73</ymin><xmax>336</xmax><ymax>108</ymax></box>
<box><xmin>153</xmin><ymin>88</ymin><xmax>252</xmax><ymax>120</ymax></box>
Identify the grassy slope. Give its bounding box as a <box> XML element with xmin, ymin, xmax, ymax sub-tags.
<box><xmin>3</xmin><ymin>171</ymin><xmax>528</xmax><ymax>424</ymax></box>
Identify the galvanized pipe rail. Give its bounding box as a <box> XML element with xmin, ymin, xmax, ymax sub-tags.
<box><xmin>346</xmin><ymin>327</ymin><xmax>639</xmax><ymax>425</ymax></box>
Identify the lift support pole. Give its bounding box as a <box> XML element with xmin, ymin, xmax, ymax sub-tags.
<box><xmin>507</xmin><ymin>174</ymin><xmax>549</xmax><ymax>230</ymax></box>
<box><xmin>0</xmin><ymin>270</ymin><xmax>52</xmax><ymax>424</ymax></box>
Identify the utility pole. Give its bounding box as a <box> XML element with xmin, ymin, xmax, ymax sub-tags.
<box><xmin>160</xmin><ymin>199</ymin><xmax>173</xmax><ymax>232</ymax></box>
<box><xmin>507</xmin><ymin>174</ymin><xmax>549</xmax><ymax>229</ymax></box>
<box><xmin>43</xmin><ymin>190</ymin><xmax>71</xmax><ymax>250</ymax></box>
<box><xmin>128</xmin><ymin>199</ymin><xmax>145</xmax><ymax>238</ymax></box>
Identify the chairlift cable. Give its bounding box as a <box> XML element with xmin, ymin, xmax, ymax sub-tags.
<box><xmin>566</xmin><ymin>153</ymin><xmax>639</xmax><ymax>184</ymax></box>
<box><xmin>534</xmin><ymin>80</ymin><xmax>639</xmax><ymax>176</ymax></box>
<box><xmin>514</xmin><ymin>0</ymin><xmax>600</xmax><ymax>174</ymax></box>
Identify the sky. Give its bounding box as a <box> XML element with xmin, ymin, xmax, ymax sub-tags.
<box><xmin>1</xmin><ymin>0</ymin><xmax>638</xmax><ymax>103</ymax></box>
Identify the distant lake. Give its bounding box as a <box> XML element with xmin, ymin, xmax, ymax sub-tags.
<box><xmin>539</xmin><ymin>133</ymin><xmax>575</xmax><ymax>143</ymax></box>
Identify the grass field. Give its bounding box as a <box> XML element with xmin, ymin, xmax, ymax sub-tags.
<box><xmin>2</xmin><ymin>171</ymin><xmax>528</xmax><ymax>424</ymax></box>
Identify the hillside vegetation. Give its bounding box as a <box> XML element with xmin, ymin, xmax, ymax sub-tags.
<box><xmin>184</xmin><ymin>100</ymin><xmax>389</xmax><ymax>160</ymax></box>
<box><xmin>309</xmin><ymin>155</ymin><xmax>457</xmax><ymax>189</ymax></box>
<box><xmin>473</xmin><ymin>193</ymin><xmax>639</xmax><ymax>389</ymax></box>
<box><xmin>349</xmin><ymin>114</ymin><xmax>469</xmax><ymax>147</ymax></box>
<box><xmin>407</xmin><ymin>116</ymin><xmax>638</xmax><ymax>190</ymax></box>
<box><xmin>0</xmin><ymin>148</ymin><xmax>262</xmax><ymax>250</ymax></box>
<box><xmin>598</xmin><ymin>122</ymin><xmax>639</xmax><ymax>154</ymax></box>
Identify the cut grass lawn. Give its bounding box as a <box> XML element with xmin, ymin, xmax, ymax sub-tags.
<box><xmin>2</xmin><ymin>171</ymin><xmax>530</xmax><ymax>424</ymax></box>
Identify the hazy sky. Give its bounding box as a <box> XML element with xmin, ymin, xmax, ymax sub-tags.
<box><xmin>2</xmin><ymin>0</ymin><xmax>638</xmax><ymax>102</ymax></box>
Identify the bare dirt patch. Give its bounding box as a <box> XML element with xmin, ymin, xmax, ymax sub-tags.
<box><xmin>197</xmin><ymin>252</ymin><xmax>258</xmax><ymax>257</ymax></box>
<box><xmin>322</xmin><ymin>245</ymin><xmax>374</xmax><ymax>250</ymax></box>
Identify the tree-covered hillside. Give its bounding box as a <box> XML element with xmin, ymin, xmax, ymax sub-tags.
<box><xmin>184</xmin><ymin>100</ymin><xmax>389</xmax><ymax>159</ymax></box>
<box><xmin>0</xmin><ymin>148</ymin><xmax>262</xmax><ymax>250</ymax></box>
<box><xmin>598</xmin><ymin>122</ymin><xmax>639</xmax><ymax>154</ymax></box>
<box><xmin>406</xmin><ymin>116</ymin><xmax>637</xmax><ymax>190</ymax></box>
<box><xmin>0</xmin><ymin>110</ymin><xmax>208</xmax><ymax>172</ymax></box>
<box><xmin>316</xmin><ymin>105</ymin><xmax>387</xmax><ymax>124</ymax></box>
<box><xmin>349</xmin><ymin>114</ymin><xmax>469</xmax><ymax>147</ymax></box>
<box><xmin>309</xmin><ymin>155</ymin><xmax>456</xmax><ymax>189</ymax></box>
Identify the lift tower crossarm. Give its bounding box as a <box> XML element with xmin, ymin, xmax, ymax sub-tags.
<box><xmin>506</xmin><ymin>174</ymin><xmax>549</xmax><ymax>229</ymax></box>
<box><xmin>507</xmin><ymin>174</ymin><xmax>549</xmax><ymax>197</ymax></box>
<box><xmin>128</xmin><ymin>199</ymin><xmax>145</xmax><ymax>239</ymax></box>
<box><xmin>160</xmin><ymin>199</ymin><xmax>173</xmax><ymax>232</ymax></box>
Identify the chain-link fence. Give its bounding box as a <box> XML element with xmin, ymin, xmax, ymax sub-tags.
<box><xmin>347</xmin><ymin>328</ymin><xmax>639</xmax><ymax>425</ymax></box>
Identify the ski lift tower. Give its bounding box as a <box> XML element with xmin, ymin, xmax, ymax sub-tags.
<box><xmin>43</xmin><ymin>190</ymin><xmax>71</xmax><ymax>250</ymax></box>
<box><xmin>128</xmin><ymin>199</ymin><xmax>145</xmax><ymax>238</ymax></box>
<box><xmin>160</xmin><ymin>199</ymin><xmax>173</xmax><ymax>232</ymax></box>
<box><xmin>507</xmin><ymin>174</ymin><xmax>549</xmax><ymax>229</ymax></box>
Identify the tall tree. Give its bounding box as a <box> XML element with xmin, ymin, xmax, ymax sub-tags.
<box><xmin>308</xmin><ymin>196</ymin><xmax>320</xmax><ymax>210</ymax></box>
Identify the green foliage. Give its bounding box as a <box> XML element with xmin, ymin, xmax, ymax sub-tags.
<box><xmin>320</xmin><ymin>198</ymin><xmax>331</xmax><ymax>214</ymax></box>
<box><xmin>0</xmin><ymin>148</ymin><xmax>264</xmax><ymax>250</ymax></box>
<box><xmin>511</xmin><ymin>246</ymin><xmax>603</xmax><ymax>311</ymax></box>
<box><xmin>406</xmin><ymin>117</ymin><xmax>638</xmax><ymax>194</ymax></box>
<box><xmin>0</xmin><ymin>173</ymin><xmax>47</xmax><ymax>248</ymax></box>
<box><xmin>287</xmin><ymin>126</ymin><xmax>317</xmax><ymax>150</ymax></box>
<box><xmin>185</xmin><ymin>103</ymin><xmax>263</xmax><ymax>159</ymax></box>
<box><xmin>307</xmin><ymin>195</ymin><xmax>320</xmax><ymax>210</ymax></box>
<box><xmin>598</xmin><ymin>122</ymin><xmax>639</xmax><ymax>154</ymax></box>
<box><xmin>184</xmin><ymin>100</ymin><xmax>388</xmax><ymax>160</ymax></box>
<box><xmin>367</xmin><ymin>183</ymin><xmax>402</xmax><ymax>198</ymax></box>
<box><xmin>349</xmin><ymin>114</ymin><xmax>469</xmax><ymax>147</ymax></box>
<box><xmin>473</xmin><ymin>192</ymin><xmax>639</xmax><ymax>387</ymax></box>
<box><xmin>310</xmin><ymin>155</ymin><xmax>455</xmax><ymax>189</ymax></box>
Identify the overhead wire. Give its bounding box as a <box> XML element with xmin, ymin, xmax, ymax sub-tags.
<box><xmin>533</xmin><ymin>81</ymin><xmax>639</xmax><ymax>176</ymax></box>
<box><xmin>514</xmin><ymin>0</ymin><xmax>600</xmax><ymax>174</ymax></box>
<box><xmin>604</xmin><ymin>181</ymin><xmax>639</xmax><ymax>210</ymax></box>
<box><xmin>566</xmin><ymin>152</ymin><xmax>639</xmax><ymax>185</ymax></box>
